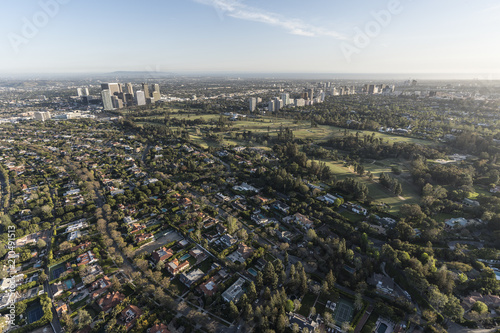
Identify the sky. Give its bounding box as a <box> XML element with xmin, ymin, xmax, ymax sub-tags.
<box><xmin>0</xmin><ymin>0</ymin><xmax>499</xmax><ymax>77</ymax></box>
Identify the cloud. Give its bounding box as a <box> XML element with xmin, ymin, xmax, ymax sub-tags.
<box><xmin>193</xmin><ymin>0</ymin><xmax>346</xmax><ymax>40</ymax></box>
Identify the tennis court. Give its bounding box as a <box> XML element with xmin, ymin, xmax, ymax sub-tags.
<box><xmin>27</xmin><ymin>305</ymin><xmax>43</xmax><ymax>323</ymax></box>
<box><xmin>50</xmin><ymin>263</ymin><xmax>66</xmax><ymax>280</ymax></box>
<box><xmin>333</xmin><ymin>298</ymin><xmax>354</xmax><ymax>324</ymax></box>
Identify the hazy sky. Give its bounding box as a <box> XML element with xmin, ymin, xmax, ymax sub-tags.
<box><xmin>1</xmin><ymin>0</ymin><xmax>499</xmax><ymax>75</ymax></box>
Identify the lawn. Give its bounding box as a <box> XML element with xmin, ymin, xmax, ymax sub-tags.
<box><xmin>297</xmin><ymin>293</ymin><xmax>317</xmax><ymax>317</ymax></box>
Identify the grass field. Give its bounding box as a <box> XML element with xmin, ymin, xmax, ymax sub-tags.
<box><xmin>297</xmin><ymin>293</ymin><xmax>317</xmax><ymax>317</ymax></box>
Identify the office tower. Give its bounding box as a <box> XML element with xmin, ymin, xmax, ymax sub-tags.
<box><xmin>34</xmin><ymin>111</ymin><xmax>51</xmax><ymax>121</ymax></box>
<box><xmin>101</xmin><ymin>90</ymin><xmax>114</xmax><ymax>110</ymax></box>
<box><xmin>124</xmin><ymin>93</ymin><xmax>134</xmax><ymax>106</ymax></box>
<box><xmin>273</xmin><ymin>97</ymin><xmax>282</xmax><ymax>111</ymax></box>
<box><xmin>249</xmin><ymin>97</ymin><xmax>257</xmax><ymax>112</ymax></box>
<box><xmin>320</xmin><ymin>92</ymin><xmax>326</xmax><ymax>102</ymax></box>
<box><xmin>126</xmin><ymin>83</ymin><xmax>133</xmax><ymax>95</ymax></box>
<box><xmin>135</xmin><ymin>90</ymin><xmax>146</xmax><ymax>106</ymax></box>
<box><xmin>307</xmin><ymin>88</ymin><xmax>314</xmax><ymax>100</ymax></box>
<box><xmin>101</xmin><ymin>83</ymin><xmax>121</xmax><ymax>95</ymax></box>
<box><xmin>77</xmin><ymin>88</ymin><xmax>83</xmax><ymax>97</ymax></box>
<box><xmin>151</xmin><ymin>84</ymin><xmax>161</xmax><ymax>101</ymax></box>
<box><xmin>281</xmin><ymin>93</ymin><xmax>290</xmax><ymax>106</ymax></box>
<box><xmin>368</xmin><ymin>85</ymin><xmax>376</xmax><ymax>94</ymax></box>
<box><xmin>268</xmin><ymin>100</ymin><xmax>275</xmax><ymax>113</ymax></box>
<box><xmin>294</xmin><ymin>98</ymin><xmax>305</xmax><ymax>107</ymax></box>
<box><xmin>142</xmin><ymin>83</ymin><xmax>150</xmax><ymax>99</ymax></box>
<box><xmin>111</xmin><ymin>96</ymin><xmax>123</xmax><ymax>109</ymax></box>
<box><xmin>84</xmin><ymin>88</ymin><xmax>89</xmax><ymax>96</ymax></box>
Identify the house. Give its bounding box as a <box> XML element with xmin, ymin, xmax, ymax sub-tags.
<box><xmin>343</xmin><ymin>202</ymin><xmax>368</xmax><ymax>215</ymax></box>
<box><xmin>237</xmin><ymin>243</ymin><xmax>254</xmax><ymax>260</ymax></box>
<box><xmin>220</xmin><ymin>234</ymin><xmax>238</xmax><ymax>247</ymax></box>
<box><xmin>199</xmin><ymin>276</ymin><xmax>219</xmax><ymax>297</ymax></box>
<box><xmin>216</xmin><ymin>224</ymin><xmax>227</xmax><ymax>235</ymax></box>
<box><xmin>135</xmin><ymin>233</ymin><xmax>154</xmax><ymax>243</ymax></box>
<box><xmin>180</xmin><ymin>269</ymin><xmax>205</xmax><ymax>287</ymax></box>
<box><xmin>276</xmin><ymin>230</ymin><xmax>293</xmax><ymax>242</ymax></box>
<box><xmin>462</xmin><ymin>292</ymin><xmax>500</xmax><ymax>313</ymax></box>
<box><xmin>152</xmin><ymin>247</ymin><xmax>174</xmax><ymax>263</ymax></box>
<box><xmin>273</xmin><ymin>201</ymin><xmax>290</xmax><ymax>214</ymax></box>
<box><xmin>149</xmin><ymin>323</ymin><xmax>171</xmax><ymax>333</ymax></box>
<box><xmin>232</xmin><ymin>201</ymin><xmax>247</xmax><ymax>211</ymax></box>
<box><xmin>129</xmin><ymin>223</ymin><xmax>146</xmax><ymax>234</ymax></box>
<box><xmin>189</xmin><ymin>248</ymin><xmax>206</xmax><ymax>261</ymax></box>
<box><xmin>216</xmin><ymin>193</ymin><xmax>230</xmax><ymax>202</ymax></box>
<box><xmin>317</xmin><ymin>193</ymin><xmax>340</xmax><ymax>205</ymax></box>
<box><xmin>368</xmin><ymin>273</ymin><xmax>395</xmax><ymax>295</ymax></box>
<box><xmin>90</xmin><ymin>276</ymin><xmax>112</xmax><ymax>299</ymax></box>
<box><xmin>285</xmin><ymin>213</ymin><xmax>314</xmax><ymax>230</ymax></box>
<box><xmin>98</xmin><ymin>291</ymin><xmax>126</xmax><ymax>313</ymax></box>
<box><xmin>55</xmin><ymin>302</ymin><xmax>68</xmax><ymax>317</ymax></box>
<box><xmin>76</xmin><ymin>251</ymin><xmax>97</xmax><ymax>266</ymax></box>
<box><xmin>222</xmin><ymin>277</ymin><xmax>245</xmax><ymax>303</ymax></box>
<box><xmin>180</xmin><ymin>197</ymin><xmax>192</xmax><ymax>208</ymax></box>
<box><xmin>288</xmin><ymin>313</ymin><xmax>318</xmax><ymax>332</ymax></box>
<box><xmin>252</xmin><ymin>195</ymin><xmax>270</xmax><ymax>205</ymax></box>
<box><xmin>463</xmin><ymin>198</ymin><xmax>480</xmax><ymax>207</ymax></box>
<box><xmin>251</xmin><ymin>214</ymin><xmax>271</xmax><ymax>226</ymax></box>
<box><xmin>444</xmin><ymin>217</ymin><xmax>468</xmax><ymax>230</ymax></box>
<box><xmin>232</xmin><ymin>183</ymin><xmax>258</xmax><ymax>193</ymax></box>
<box><xmin>120</xmin><ymin>304</ymin><xmax>143</xmax><ymax>330</ymax></box>
<box><xmin>167</xmin><ymin>259</ymin><xmax>190</xmax><ymax>275</ymax></box>
<box><xmin>51</xmin><ymin>282</ymin><xmax>65</xmax><ymax>297</ymax></box>
<box><xmin>178</xmin><ymin>239</ymin><xmax>189</xmax><ymax>247</ymax></box>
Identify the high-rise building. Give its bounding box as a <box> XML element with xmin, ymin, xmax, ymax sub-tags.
<box><xmin>34</xmin><ymin>111</ymin><xmax>51</xmax><ymax>121</ymax></box>
<box><xmin>124</xmin><ymin>93</ymin><xmax>134</xmax><ymax>106</ymax></box>
<box><xmin>112</xmin><ymin>96</ymin><xmax>124</xmax><ymax>109</ymax></box>
<box><xmin>307</xmin><ymin>88</ymin><xmax>314</xmax><ymax>100</ymax></box>
<box><xmin>126</xmin><ymin>83</ymin><xmax>134</xmax><ymax>95</ymax></box>
<box><xmin>77</xmin><ymin>88</ymin><xmax>83</xmax><ymax>97</ymax></box>
<box><xmin>268</xmin><ymin>100</ymin><xmax>275</xmax><ymax>113</ymax></box>
<box><xmin>101</xmin><ymin>90</ymin><xmax>114</xmax><ymax>110</ymax></box>
<box><xmin>135</xmin><ymin>90</ymin><xmax>146</xmax><ymax>106</ymax></box>
<box><xmin>281</xmin><ymin>93</ymin><xmax>290</xmax><ymax>106</ymax></box>
<box><xmin>151</xmin><ymin>84</ymin><xmax>161</xmax><ymax>101</ymax></box>
<box><xmin>273</xmin><ymin>97</ymin><xmax>283</xmax><ymax>111</ymax></box>
<box><xmin>142</xmin><ymin>83</ymin><xmax>150</xmax><ymax>99</ymax></box>
<box><xmin>368</xmin><ymin>85</ymin><xmax>378</xmax><ymax>94</ymax></box>
<box><xmin>249</xmin><ymin>97</ymin><xmax>257</xmax><ymax>112</ymax></box>
<box><xmin>294</xmin><ymin>98</ymin><xmax>305</xmax><ymax>107</ymax></box>
<box><xmin>84</xmin><ymin>87</ymin><xmax>89</xmax><ymax>96</ymax></box>
<box><xmin>101</xmin><ymin>83</ymin><xmax>121</xmax><ymax>96</ymax></box>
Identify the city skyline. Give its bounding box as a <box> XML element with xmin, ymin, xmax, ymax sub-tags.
<box><xmin>1</xmin><ymin>0</ymin><xmax>499</xmax><ymax>77</ymax></box>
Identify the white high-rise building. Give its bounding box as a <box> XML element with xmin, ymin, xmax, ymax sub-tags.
<box><xmin>77</xmin><ymin>88</ymin><xmax>83</xmax><ymax>97</ymax></box>
<box><xmin>135</xmin><ymin>90</ymin><xmax>146</xmax><ymax>106</ymax></box>
<box><xmin>84</xmin><ymin>87</ymin><xmax>89</xmax><ymax>96</ymax></box>
<box><xmin>273</xmin><ymin>97</ymin><xmax>283</xmax><ymax>111</ymax></box>
<box><xmin>101</xmin><ymin>90</ymin><xmax>114</xmax><ymax>110</ymax></box>
<box><xmin>281</xmin><ymin>93</ymin><xmax>290</xmax><ymax>106</ymax></box>
<box><xmin>294</xmin><ymin>98</ymin><xmax>305</xmax><ymax>107</ymax></box>
<box><xmin>249</xmin><ymin>97</ymin><xmax>257</xmax><ymax>112</ymax></box>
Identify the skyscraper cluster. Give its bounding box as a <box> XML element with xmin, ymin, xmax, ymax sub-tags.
<box><xmin>100</xmin><ymin>82</ymin><xmax>162</xmax><ymax>110</ymax></box>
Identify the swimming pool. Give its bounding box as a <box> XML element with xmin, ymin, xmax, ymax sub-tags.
<box><xmin>64</xmin><ymin>279</ymin><xmax>74</xmax><ymax>289</ymax></box>
<box><xmin>377</xmin><ymin>323</ymin><xmax>388</xmax><ymax>333</ymax></box>
<box><xmin>248</xmin><ymin>268</ymin><xmax>258</xmax><ymax>276</ymax></box>
<box><xmin>179</xmin><ymin>254</ymin><xmax>190</xmax><ymax>261</ymax></box>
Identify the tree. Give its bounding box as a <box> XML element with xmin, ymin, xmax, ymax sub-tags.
<box><xmin>248</xmin><ymin>282</ymin><xmax>257</xmax><ymax>301</ymax></box>
<box><xmin>306</xmin><ymin>228</ymin><xmax>317</xmax><ymax>240</ymax></box>
<box><xmin>77</xmin><ymin>309</ymin><xmax>92</xmax><ymax>329</ymax></box>
<box><xmin>62</xmin><ymin>312</ymin><xmax>75</xmax><ymax>332</ymax></box>
<box><xmin>326</xmin><ymin>270</ymin><xmax>336</xmax><ymax>291</ymax></box>
<box><xmin>276</xmin><ymin>314</ymin><xmax>287</xmax><ymax>333</ymax></box>
<box><xmin>38</xmin><ymin>271</ymin><xmax>48</xmax><ymax>284</ymax></box>
<box><xmin>285</xmin><ymin>299</ymin><xmax>294</xmax><ymax>312</ymax></box>
<box><xmin>472</xmin><ymin>301</ymin><xmax>488</xmax><ymax>314</ymax></box>
<box><xmin>227</xmin><ymin>216</ymin><xmax>238</xmax><ymax>234</ymax></box>
<box><xmin>443</xmin><ymin>295</ymin><xmax>464</xmax><ymax>321</ymax></box>
<box><xmin>36</xmin><ymin>239</ymin><xmax>47</xmax><ymax>250</ymax></box>
<box><xmin>229</xmin><ymin>301</ymin><xmax>239</xmax><ymax>320</ymax></box>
